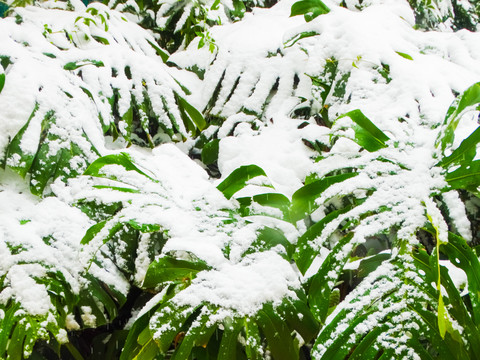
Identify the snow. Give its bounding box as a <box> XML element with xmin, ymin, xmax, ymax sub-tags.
<box><xmin>0</xmin><ymin>0</ymin><xmax>479</xmax><ymax>357</ymax></box>
<box><xmin>173</xmin><ymin>251</ymin><xmax>300</xmax><ymax>316</ymax></box>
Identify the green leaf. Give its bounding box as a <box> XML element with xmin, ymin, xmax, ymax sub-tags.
<box><xmin>290</xmin><ymin>0</ymin><xmax>330</xmax><ymax>22</ymax></box>
<box><xmin>121</xmin><ymin>297</ymin><xmax>165</xmax><ymax>360</ymax></box>
<box><xmin>338</xmin><ymin>109</ymin><xmax>390</xmax><ymax>152</ymax></box>
<box><xmin>442</xmin><ymin>233</ymin><xmax>480</xmax><ymax>325</ymax></box>
<box><xmin>84</xmin><ymin>152</ymin><xmax>156</xmax><ymax>182</ymax></box>
<box><xmin>151</xmin><ymin>304</ymin><xmax>198</xmax><ymax>353</ymax></box>
<box><xmin>294</xmin><ymin>206</ymin><xmax>353</xmax><ymax>274</ymax></box>
<box><xmin>313</xmin><ymin>310</ymin><xmax>373</xmax><ymax>359</ymax></box>
<box><xmin>439</xmin><ymin>125</ymin><xmax>480</xmax><ymax>168</ymax></box>
<box><xmin>445</xmin><ymin>160</ymin><xmax>480</xmax><ymax>191</ymax></box>
<box><xmin>243</xmin><ymin>227</ymin><xmax>293</xmax><ymax>259</ymax></box>
<box><xmin>63</xmin><ymin>60</ymin><xmax>104</xmax><ymax>70</ymax></box>
<box><xmin>438</xmin><ymin>82</ymin><xmax>480</xmax><ymax>151</ymax></box>
<box><xmin>176</xmin><ymin>93</ymin><xmax>207</xmax><ymax>132</ymax></box>
<box><xmin>256</xmin><ymin>303</ymin><xmax>298</xmax><ymax>360</ymax></box>
<box><xmin>146</xmin><ymin>39</ymin><xmax>169</xmax><ymax>63</ymax></box>
<box><xmin>284</xmin><ymin>31</ymin><xmax>319</xmax><ymax>48</ymax></box>
<box><xmin>172</xmin><ymin>308</ymin><xmax>215</xmax><ymax>359</ymax></box>
<box><xmin>308</xmin><ymin>233</ymin><xmax>354</xmax><ymax>321</ymax></box>
<box><xmin>217</xmin><ymin>165</ymin><xmax>267</xmax><ymax>200</ymax></box>
<box><xmin>92</xmin><ymin>185</ymin><xmax>141</xmax><ymax>193</ymax></box>
<box><xmin>251</xmin><ymin>193</ymin><xmax>291</xmax><ymax>209</ymax></box>
<box><xmin>81</xmin><ymin>220</ymin><xmax>107</xmax><ymax>245</ymax></box>
<box><xmin>132</xmin><ymin>337</ymin><xmax>160</xmax><ymax>360</ymax></box>
<box><xmin>347</xmin><ymin>326</ymin><xmax>385</xmax><ymax>360</ymax></box>
<box><xmin>395</xmin><ymin>51</ymin><xmax>413</xmax><ymax>60</ymax></box>
<box><xmin>236</xmin><ymin>192</ymin><xmax>291</xmax><ymax>218</ymax></box>
<box><xmin>218</xmin><ymin>317</ymin><xmax>242</xmax><ymax>360</ymax></box>
<box><xmin>357</xmin><ymin>252</ymin><xmax>391</xmax><ymax>278</ymax></box>
<box><xmin>291</xmin><ymin>172</ymin><xmax>358</xmax><ymax>222</ymax></box>
<box><xmin>244</xmin><ymin>317</ymin><xmax>262</xmax><ymax>360</ymax></box>
<box><xmin>438</xmin><ymin>291</ymin><xmax>448</xmax><ymax>339</ymax></box>
<box><xmin>0</xmin><ymin>302</ymin><xmax>21</xmax><ymax>357</ymax></box>
<box><xmin>92</xmin><ymin>35</ymin><xmax>110</xmax><ymax>45</ymax></box>
<box><xmin>143</xmin><ymin>256</ymin><xmax>210</xmax><ymax>288</ymax></box>
<box><xmin>278</xmin><ymin>295</ymin><xmax>319</xmax><ymax>344</ymax></box>
<box><xmin>201</xmin><ymin>139</ymin><xmax>220</xmax><ymax>165</ymax></box>
<box><xmin>0</xmin><ymin>72</ymin><xmax>4</xmax><ymax>93</ymax></box>
<box><xmin>0</xmin><ymin>2</ymin><xmax>8</xmax><ymax>18</ymax></box>
<box><xmin>5</xmin><ymin>109</ymin><xmax>37</xmax><ymax>177</ymax></box>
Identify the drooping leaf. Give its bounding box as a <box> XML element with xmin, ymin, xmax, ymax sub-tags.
<box><xmin>294</xmin><ymin>206</ymin><xmax>352</xmax><ymax>274</ymax></box>
<box><xmin>291</xmin><ymin>172</ymin><xmax>358</xmax><ymax>222</ymax></box>
<box><xmin>256</xmin><ymin>303</ymin><xmax>299</xmax><ymax>360</ymax></box>
<box><xmin>143</xmin><ymin>256</ymin><xmax>210</xmax><ymax>288</ymax></box>
<box><xmin>218</xmin><ymin>317</ymin><xmax>242</xmax><ymax>360</ymax></box>
<box><xmin>338</xmin><ymin>109</ymin><xmax>390</xmax><ymax>152</ymax></box>
<box><xmin>201</xmin><ymin>139</ymin><xmax>220</xmax><ymax>165</ymax></box>
<box><xmin>445</xmin><ymin>160</ymin><xmax>480</xmax><ymax>191</ymax></box>
<box><xmin>439</xmin><ymin>125</ymin><xmax>480</xmax><ymax>168</ymax></box>
<box><xmin>438</xmin><ymin>82</ymin><xmax>480</xmax><ymax>151</ymax></box>
<box><xmin>217</xmin><ymin>165</ymin><xmax>268</xmax><ymax>199</ymax></box>
<box><xmin>442</xmin><ymin>232</ymin><xmax>480</xmax><ymax>325</ymax></box>
<box><xmin>84</xmin><ymin>152</ymin><xmax>156</xmax><ymax>182</ymax></box>
<box><xmin>176</xmin><ymin>94</ymin><xmax>207</xmax><ymax>132</ymax></box>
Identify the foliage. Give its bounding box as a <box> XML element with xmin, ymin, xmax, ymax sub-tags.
<box><xmin>1</xmin><ymin>0</ymin><xmax>480</xmax><ymax>359</ymax></box>
<box><xmin>105</xmin><ymin>0</ymin><xmax>277</xmax><ymax>53</ymax></box>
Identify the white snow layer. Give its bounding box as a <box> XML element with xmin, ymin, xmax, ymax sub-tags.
<box><xmin>0</xmin><ymin>0</ymin><xmax>479</xmax><ymax>339</ymax></box>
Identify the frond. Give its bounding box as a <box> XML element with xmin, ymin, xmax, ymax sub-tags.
<box><xmin>0</xmin><ymin>2</ymin><xmax>202</xmax><ymax>195</ymax></box>
<box><xmin>0</xmin><ymin>174</ymin><xmax>126</xmax><ymax>359</ymax></box>
<box><xmin>73</xmin><ymin>147</ymin><xmax>315</xmax><ymax>358</ymax></box>
<box><xmin>293</xmin><ymin>81</ymin><xmax>480</xmax><ymax>358</ymax></box>
<box><xmin>106</xmin><ymin>0</ymin><xmax>278</xmax><ymax>52</ymax></box>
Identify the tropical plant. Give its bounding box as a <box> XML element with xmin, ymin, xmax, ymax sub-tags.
<box><xmin>1</xmin><ymin>0</ymin><xmax>480</xmax><ymax>359</ymax></box>
<box><xmin>105</xmin><ymin>0</ymin><xmax>277</xmax><ymax>53</ymax></box>
<box><xmin>291</xmin><ymin>82</ymin><xmax>480</xmax><ymax>359</ymax></box>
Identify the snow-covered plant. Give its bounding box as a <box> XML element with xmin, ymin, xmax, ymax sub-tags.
<box><xmin>407</xmin><ymin>0</ymin><xmax>480</xmax><ymax>30</ymax></box>
<box><xmin>106</xmin><ymin>0</ymin><xmax>277</xmax><ymax>53</ymax></box>
<box><xmin>2</xmin><ymin>0</ymin><xmax>480</xmax><ymax>358</ymax></box>
<box><xmin>73</xmin><ymin>148</ymin><xmax>317</xmax><ymax>359</ymax></box>
<box><xmin>0</xmin><ymin>1</ymin><xmax>204</xmax><ymax>195</ymax></box>
<box><xmin>292</xmin><ymin>82</ymin><xmax>480</xmax><ymax>359</ymax></box>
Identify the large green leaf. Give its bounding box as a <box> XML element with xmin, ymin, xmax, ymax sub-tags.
<box><xmin>308</xmin><ymin>233</ymin><xmax>354</xmax><ymax>322</ymax></box>
<box><xmin>171</xmin><ymin>308</ymin><xmax>216</xmax><ymax>359</ymax></box>
<box><xmin>176</xmin><ymin>94</ymin><xmax>207</xmax><ymax>133</ymax></box>
<box><xmin>277</xmin><ymin>295</ymin><xmax>319</xmax><ymax>344</ymax></box>
<box><xmin>442</xmin><ymin>233</ymin><xmax>480</xmax><ymax>325</ymax></box>
<box><xmin>290</xmin><ymin>0</ymin><xmax>329</xmax><ymax>22</ymax></box>
<box><xmin>84</xmin><ymin>152</ymin><xmax>156</xmax><ymax>182</ymax></box>
<box><xmin>218</xmin><ymin>318</ymin><xmax>242</xmax><ymax>360</ymax></box>
<box><xmin>294</xmin><ymin>206</ymin><xmax>352</xmax><ymax>274</ymax></box>
<box><xmin>445</xmin><ymin>159</ymin><xmax>480</xmax><ymax>191</ymax></box>
<box><xmin>338</xmin><ymin>109</ymin><xmax>390</xmax><ymax>152</ymax></box>
<box><xmin>242</xmin><ymin>226</ymin><xmax>293</xmax><ymax>259</ymax></box>
<box><xmin>291</xmin><ymin>172</ymin><xmax>358</xmax><ymax>222</ymax></box>
<box><xmin>438</xmin><ymin>82</ymin><xmax>480</xmax><ymax>151</ymax></box>
<box><xmin>151</xmin><ymin>304</ymin><xmax>198</xmax><ymax>353</ymax></box>
<box><xmin>439</xmin><ymin>125</ymin><xmax>480</xmax><ymax>168</ymax></box>
<box><xmin>256</xmin><ymin>303</ymin><xmax>298</xmax><ymax>360</ymax></box>
<box><xmin>217</xmin><ymin>165</ymin><xmax>268</xmax><ymax>199</ymax></box>
<box><xmin>5</xmin><ymin>104</ymin><xmax>40</xmax><ymax>177</ymax></box>
<box><xmin>143</xmin><ymin>256</ymin><xmax>210</xmax><ymax>288</ymax></box>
